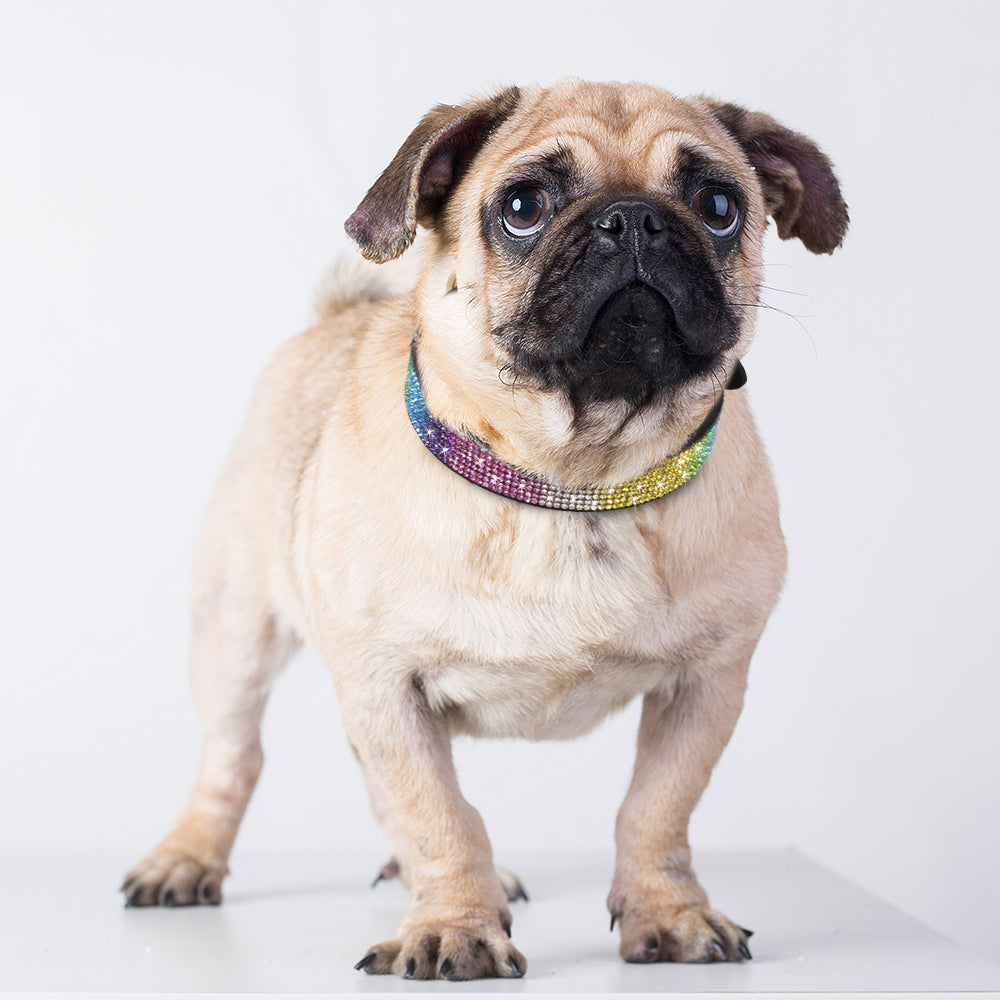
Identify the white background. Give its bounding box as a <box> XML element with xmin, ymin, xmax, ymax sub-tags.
<box><xmin>2</xmin><ymin>0</ymin><xmax>998</xmax><ymax>968</ymax></box>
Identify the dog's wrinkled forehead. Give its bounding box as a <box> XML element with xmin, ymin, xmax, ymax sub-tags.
<box><xmin>481</xmin><ymin>81</ymin><xmax>748</xmax><ymax>189</ymax></box>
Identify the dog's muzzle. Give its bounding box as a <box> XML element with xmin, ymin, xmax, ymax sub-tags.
<box><xmin>502</xmin><ymin>195</ymin><xmax>740</xmax><ymax>407</ymax></box>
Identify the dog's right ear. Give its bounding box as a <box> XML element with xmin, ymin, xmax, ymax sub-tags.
<box><xmin>345</xmin><ymin>88</ymin><xmax>520</xmax><ymax>263</ymax></box>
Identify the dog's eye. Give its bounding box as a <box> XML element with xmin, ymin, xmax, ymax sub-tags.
<box><xmin>501</xmin><ymin>187</ymin><xmax>554</xmax><ymax>237</ymax></box>
<box><xmin>692</xmin><ymin>187</ymin><xmax>740</xmax><ymax>238</ymax></box>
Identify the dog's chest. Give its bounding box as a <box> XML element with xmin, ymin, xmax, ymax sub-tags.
<box><xmin>388</xmin><ymin>506</ymin><xmax>718</xmax><ymax>739</ymax></box>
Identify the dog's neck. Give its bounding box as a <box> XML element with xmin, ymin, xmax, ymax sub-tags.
<box><xmin>406</xmin><ymin>343</ymin><xmax>742</xmax><ymax>510</ymax></box>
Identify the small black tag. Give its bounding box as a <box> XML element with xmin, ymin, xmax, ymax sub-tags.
<box><xmin>727</xmin><ymin>361</ymin><xmax>747</xmax><ymax>390</ymax></box>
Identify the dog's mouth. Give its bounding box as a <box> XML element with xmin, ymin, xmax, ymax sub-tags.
<box><xmin>514</xmin><ymin>280</ymin><xmax>718</xmax><ymax>408</ymax></box>
<box><xmin>583</xmin><ymin>282</ymin><xmax>678</xmax><ymax>370</ymax></box>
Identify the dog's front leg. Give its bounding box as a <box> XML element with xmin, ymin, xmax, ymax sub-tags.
<box><xmin>608</xmin><ymin>653</ymin><xmax>754</xmax><ymax>964</ymax></box>
<box><xmin>343</xmin><ymin>677</ymin><xmax>526</xmax><ymax>981</ymax></box>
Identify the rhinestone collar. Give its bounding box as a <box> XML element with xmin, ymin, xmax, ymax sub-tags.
<box><xmin>404</xmin><ymin>347</ymin><xmax>738</xmax><ymax>511</ymax></box>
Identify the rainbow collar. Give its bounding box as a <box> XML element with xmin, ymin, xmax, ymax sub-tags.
<box><xmin>405</xmin><ymin>348</ymin><xmax>734</xmax><ymax>511</ymax></box>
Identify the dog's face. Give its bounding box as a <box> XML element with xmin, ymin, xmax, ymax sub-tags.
<box><xmin>347</xmin><ymin>80</ymin><xmax>847</xmax><ymax>445</ymax></box>
<box><xmin>449</xmin><ymin>83</ymin><xmax>774</xmax><ymax>414</ymax></box>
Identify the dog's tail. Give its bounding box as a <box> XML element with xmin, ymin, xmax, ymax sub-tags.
<box><xmin>312</xmin><ymin>241</ymin><xmax>423</xmax><ymax>322</ymax></box>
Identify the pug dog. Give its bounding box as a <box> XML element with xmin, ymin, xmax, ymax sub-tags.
<box><xmin>121</xmin><ymin>79</ymin><xmax>848</xmax><ymax>981</ymax></box>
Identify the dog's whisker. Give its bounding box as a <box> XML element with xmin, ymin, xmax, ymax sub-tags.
<box><xmin>757</xmin><ymin>284</ymin><xmax>815</xmax><ymax>299</ymax></box>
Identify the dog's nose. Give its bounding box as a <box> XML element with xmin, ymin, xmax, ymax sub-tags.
<box><xmin>593</xmin><ymin>200</ymin><xmax>666</xmax><ymax>251</ymax></box>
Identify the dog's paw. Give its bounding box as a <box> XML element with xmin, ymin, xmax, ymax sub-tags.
<box><xmin>355</xmin><ymin>911</ymin><xmax>526</xmax><ymax>980</ymax></box>
<box><xmin>612</xmin><ymin>903</ymin><xmax>752</xmax><ymax>964</ymax></box>
<box><xmin>121</xmin><ymin>849</ymin><xmax>226</xmax><ymax>908</ymax></box>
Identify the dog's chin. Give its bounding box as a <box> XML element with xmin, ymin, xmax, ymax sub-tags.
<box><xmin>507</xmin><ymin>283</ymin><xmax>725</xmax><ymax>411</ymax></box>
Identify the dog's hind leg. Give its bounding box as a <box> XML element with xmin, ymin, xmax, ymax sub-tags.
<box><xmin>121</xmin><ymin>529</ymin><xmax>300</xmax><ymax>907</ymax></box>
<box><xmin>358</xmin><ymin>749</ymin><xmax>411</xmax><ymax>888</ymax></box>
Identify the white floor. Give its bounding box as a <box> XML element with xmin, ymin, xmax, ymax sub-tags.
<box><xmin>2</xmin><ymin>848</ymin><xmax>997</xmax><ymax>998</ymax></box>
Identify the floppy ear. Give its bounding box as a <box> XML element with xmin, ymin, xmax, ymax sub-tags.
<box><xmin>706</xmin><ymin>101</ymin><xmax>849</xmax><ymax>254</ymax></box>
<box><xmin>345</xmin><ymin>87</ymin><xmax>521</xmax><ymax>263</ymax></box>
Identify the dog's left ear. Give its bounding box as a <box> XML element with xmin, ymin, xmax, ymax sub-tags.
<box><xmin>346</xmin><ymin>87</ymin><xmax>521</xmax><ymax>263</ymax></box>
<box><xmin>706</xmin><ymin>101</ymin><xmax>849</xmax><ymax>254</ymax></box>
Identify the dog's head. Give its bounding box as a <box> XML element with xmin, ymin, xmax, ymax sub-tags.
<box><xmin>347</xmin><ymin>80</ymin><xmax>847</xmax><ymax>479</ymax></box>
